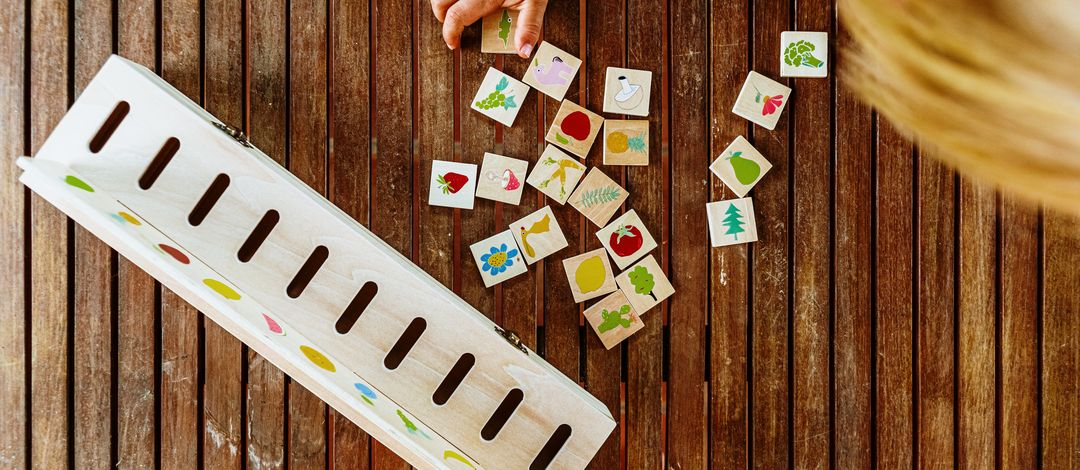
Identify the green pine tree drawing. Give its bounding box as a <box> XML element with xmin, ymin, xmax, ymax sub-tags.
<box><xmin>722</xmin><ymin>202</ymin><xmax>746</xmax><ymax>240</ymax></box>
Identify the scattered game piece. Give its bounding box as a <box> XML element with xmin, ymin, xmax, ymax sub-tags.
<box><xmin>522</xmin><ymin>41</ymin><xmax>582</xmax><ymax>101</ymax></box>
<box><xmin>732</xmin><ymin>71</ymin><xmax>791</xmax><ymax>130</ymax></box>
<box><xmin>596</xmin><ymin>209</ymin><xmax>657</xmax><ymax>269</ymax></box>
<box><xmin>562</xmin><ymin>248</ymin><xmax>618</xmax><ymax>303</ymax></box>
<box><xmin>510</xmin><ymin>205</ymin><xmax>569</xmax><ymax>264</ymax></box>
<box><xmin>568</xmin><ymin>168</ymin><xmax>628</xmax><ymax>227</ymax></box>
<box><xmin>475</xmin><ymin>152</ymin><xmax>529</xmax><ymax>205</ymax></box>
<box><xmin>481</xmin><ymin>8</ymin><xmax>519</xmax><ymax>54</ymax></box>
<box><xmin>614</xmin><ymin>254</ymin><xmax>674</xmax><ymax>315</ymax></box>
<box><xmin>471</xmin><ymin>67</ymin><xmax>530</xmax><ymax>127</ymax></box>
<box><xmin>427</xmin><ymin>160</ymin><xmax>477</xmax><ymax>209</ymax></box>
<box><xmin>709</xmin><ymin>135</ymin><xmax>772</xmax><ymax>197</ymax></box>
<box><xmin>603</xmin><ymin>67</ymin><xmax>652</xmax><ymax>116</ymax></box>
<box><xmin>469</xmin><ymin>230</ymin><xmax>528</xmax><ymax>287</ymax></box>
<box><xmin>584</xmin><ymin>291</ymin><xmax>644</xmax><ymax>349</ymax></box>
<box><xmin>706</xmin><ymin>197</ymin><xmax>759</xmax><ymax>247</ymax></box>
<box><xmin>526</xmin><ymin>145</ymin><xmax>586</xmax><ymax>204</ymax></box>
<box><xmin>545</xmin><ymin>100</ymin><xmax>604</xmax><ymax>158</ymax></box>
<box><xmin>780</xmin><ymin>31</ymin><xmax>828</xmax><ymax>78</ymax></box>
<box><xmin>602</xmin><ymin>120</ymin><xmax>649</xmax><ymax>166</ymax></box>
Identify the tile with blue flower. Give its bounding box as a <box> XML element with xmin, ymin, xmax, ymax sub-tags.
<box><xmin>469</xmin><ymin>229</ymin><xmax>528</xmax><ymax>287</ymax></box>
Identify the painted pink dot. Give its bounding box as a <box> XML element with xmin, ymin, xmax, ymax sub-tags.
<box><xmin>262</xmin><ymin>314</ymin><xmax>284</xmax><ymax>335</ymax></box>
<box><xmin>158</xmin><ymin>243</ymin><xmax>190</xmax><ymax>264</ymax></box>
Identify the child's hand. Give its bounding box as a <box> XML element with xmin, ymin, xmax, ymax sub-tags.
<box><xmin>430</xmin><ymin>0</ymin><xmax>548</xmax><ymax>58</ymax></box>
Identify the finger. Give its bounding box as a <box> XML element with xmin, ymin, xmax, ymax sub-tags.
<box><xmin>442</xmin><ymin>0</ymin><xmax>499</xmax><ymax>50</ymax></box>
<box><xmin>513</xmin><ymin>0</ymin><xmax>547</xmax><ymax>58</ymax></box>
<box><xmin>430</xmin><ymin>0</ymin><xmax>456</xmax><ymax>22</ymax></box>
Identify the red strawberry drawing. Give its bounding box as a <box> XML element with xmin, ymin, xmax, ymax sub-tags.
<box><xmin>437</xmin><ymin>172</ymin><xmax>468</xmax><ymax>194</ymax></box>
<box><xmin>609</xmin><ymin>224</ymin><xmax>643</xmax><ymax>257</ymax></box>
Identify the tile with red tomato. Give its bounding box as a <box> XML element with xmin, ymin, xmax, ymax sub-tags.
<box><xmin>475</xmin><ymin>152</ymin><xmax>528</xmax><ymax>205</ymax></box>
<box><xmin>427</xmin><ymin>160</ymin><xmax>477</xmax><ymax>209</ymax></box>
<box><xmin>596</xmin><ymin>209</ymin><xmax>657</xmax><ymax>270</ymax></box>
<box><xmin>731</xmin><ymin>71</ymin><xmax>791</xmax><ymax>131</ymax></box>
<box><xmin>615</xmin><ymin>254</ymin><xmax>674</xmax><ymax>315</ymax></box>
<box><xmin>545</xmin><ymin>100</ymin><xmax>604</xmax><ymax>158</ymax></box>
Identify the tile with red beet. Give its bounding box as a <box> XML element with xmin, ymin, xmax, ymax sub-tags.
<box><xmin>545</xmin><ymin>100</ymin><xmax>604</xmax><ymax>158</ymax></box>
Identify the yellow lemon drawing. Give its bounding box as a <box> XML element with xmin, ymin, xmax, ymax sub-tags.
<box><xmin>203</xmin><ymin>278</ymin><xmax>241</xmax><ymax>300</ymax></box>
<box><xmin>574</xmin><ymin>256</ymin><xmax>607</xmax><ymax>293</ymax></box>
<box><xmin>606</xmin><ymin>131</ymin><xmax>629</xmax><ymax>153</ymax></box>
<box><xmin>300</xmin><ymin>345</ymin><xmax>336</xmax><ymax>372</ymax></box>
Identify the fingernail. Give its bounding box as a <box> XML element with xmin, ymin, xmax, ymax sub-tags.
<box><xmin>520</xmin><ymin>43</ymin><xmax>533</xmax><ymax>57</ymax></box>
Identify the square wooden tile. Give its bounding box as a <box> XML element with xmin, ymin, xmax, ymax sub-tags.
<box><xmin>469</xmin><ymin>230</ymin><xmax>527</xmax><ymax>287</ymax></box>
<box><xmin>584</xmin><ymin>290</ymin><xmax>644</xmax><ymax>350</ymax></box>
<box><xmin>475</xmin><ymin>152</ymin><xmax>528</xmax><ymax>204</ymax></box>
<box><xmin>562</xmin><ymin>248</ymin><xmax>618</xmax><ymax>303</ymax></box>
<box><xmin>603</xmin><ymin>67</ymin><xmax>652</xmax><ymax>116</ymax></box>
<box><xmin>706</xmin><ymin>197</ymin><xmax>759</xmax><ymax>247</ymax></box>
<box><xmin>602</xmin><ymin>120</ymin><xmax>649</xmax><ymax>166</ymax></box>
<box><xmin>521</xmin><ymin>41</ymin><xmax>581</xmax><ymax>101</ymax></box>
<box><xmin>615</xmin><ymin>254</ymin><xmax>674</xmax><ymax>315</ymax></box>
<box><xmin>526</xmin><ymin>145</ymin><xmax>586</xmax><ymax>204</ymax></box>
<box><xmin>731</xmin><ymin>71</ymin><xmax>791</xmax><ymax>130</ymax></box>
<box><xmin>544</xmin><ymin>100</ymin><xmax>604</xmax><ymax>158</ymax></box>
<box><xmin>596</xmin><ymin>209</ymin><xmax>657</xmax><ymax>270</ymax></box>
<box><xmin>480</xmin><ymin>8</ymin><xmax>518</xmax><ymax>54</ymax></box>
<box><xmin>471</xmin><ymin>67</ymin><xmax>530</xmax><ymax>127</ymax></box>
<box><xmin>709</xmin><ymin>135</ymin><xmax>772</xmax><ymax>197</ymax></box>
<box><xmin>780</xmin><ymin>31</ymin><xmax>828</xmax><ymax>78</ymax></box>
<box><xmin>509</xmin><ymin>205</ymin><xmax>568</xmax><ymax>264</ymax></box>
<box><xmin>427</xmin><ymin>160</ymin><xmax>477</xmax><ymax>209</ymax></box>
<box><xmin>568</xmin><ymin>168</ymin><xmax>629</xmax><ymax>227</ymax></box>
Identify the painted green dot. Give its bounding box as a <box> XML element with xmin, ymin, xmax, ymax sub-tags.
<box><xmin>203</xmin><ymin>278</ymin><xmax>240</xmax><ymax>300</ymax></box>
<box><xmin>64</xmin><ymin>175</ymin><xmax>94</xmax><ymax>192</ymax></box>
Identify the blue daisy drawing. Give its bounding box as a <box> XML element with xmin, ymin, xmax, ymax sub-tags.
<box><xmin>480</xmin><ymin>243</ymin><xmax>518</xmax><ymax>275</ymax></box>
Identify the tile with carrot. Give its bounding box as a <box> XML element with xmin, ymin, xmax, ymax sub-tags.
<box><xmin>526</xmin><ymin>145</ymin><xmax>586</xmax><ymax>204</ymax></box>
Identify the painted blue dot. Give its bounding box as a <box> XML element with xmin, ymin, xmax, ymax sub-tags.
<box><xmin>354</xmin><ymin>382</ymin><xmax>377</xmax><ymax>400</ymax></box>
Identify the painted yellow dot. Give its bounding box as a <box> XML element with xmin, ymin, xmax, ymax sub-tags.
<box><xmin>300</xmin><ymin>345</ymin><xmax>336</xmax><ymax>372</ymax></box>
<box><xmin>202</xmin><ymin>278</ymin><xmax>240</xmax><ymax>300</ymax></box>
<box><xmin>118</xmin><ymin>211</ymin><xmax>141</xmax><ymax>225</ymax></box>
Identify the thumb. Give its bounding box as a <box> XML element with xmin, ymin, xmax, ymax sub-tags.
<box><xmin>513</xmin><ymin>1</ymin><xmax>547</xmax><ymax>58</ymax></box>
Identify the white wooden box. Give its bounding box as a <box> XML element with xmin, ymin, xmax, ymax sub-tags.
<box><xmin>17</xmin><ymin>55</ymin><xmax>615</xmax><ymax>470</ymax></box>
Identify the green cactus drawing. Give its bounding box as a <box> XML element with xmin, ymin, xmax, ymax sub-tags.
<box><xmin>597</xmin><ymin>304</ymin><xmax>633</xmax><ymax>333</ymax></box>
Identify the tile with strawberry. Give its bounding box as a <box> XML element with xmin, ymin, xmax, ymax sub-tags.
<box><xmin>427</xmin><ymin>160</ymin><xmax>477</xmax><ymax>209</ymax></box>
<box><xmin>475</xmin><ymin>152</ymin><xmax>528</xmax><ymax>205</ymax></box>
<box><xmin>526</xmin><ymin>145</ymin><xmax>586</xmax><ymax>204</ymax></box>
<box><xmin>471</xmin><ymin>67</ymin><xmax>531</xmax><ymax>127</ymax></box>
<box><xmin>568</xmin><ymin>168</ymin><xmax>629</xmax><ymax>227</ymax></box>
<box><xmin>510</xmin><ymin>205</ymin><xmax>568</xmax><ymax>264</ymax></box>
<box><xmin>709</xmin><ymin>135</ymin><xmax>772</xmax><ymax>197</ymax></box>
<box><xmin>469</xmin><ymin>230</ymin><xmax>527</xmax><ymax>287</ymax></box>
<box><xmin>545</xmin><ymin>100</ymin><xmax>604</xmax><ymax>158</ymax></box>
<box><xmin>596</xmin><ymin>209</ymin><xmax>657</xmax><ymax>270</ymax></box>
<box><xmin>584</xmin><ymin>290</ymin><xmax>645</xmax><ymax>350</ymax></box>
<box><xmin>615</xmin><ymin>254</ymin><xmax>674</xmax><ymax>315</ymax></box>
<box><xmin>731</xmin><ymin>71</ymin><xmax>791</xmax><ymax>131</ymax></box>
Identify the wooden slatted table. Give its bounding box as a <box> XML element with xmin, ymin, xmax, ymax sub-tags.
<box><xmin>1</xmin><ymin>0</ymin><xmax>1078</xmax><ymax>468</ymax></box>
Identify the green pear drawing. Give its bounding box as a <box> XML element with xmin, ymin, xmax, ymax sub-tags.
<box><xmin>726</xmin><ymin>151</ymin><xmax>761</xmax><ymax>185</ymax></box>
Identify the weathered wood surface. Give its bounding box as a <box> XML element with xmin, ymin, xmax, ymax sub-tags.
<box><xmin>3</xmin><ymin>0</ymin><xmax>1078</xmax><ymax>468</ymax></box>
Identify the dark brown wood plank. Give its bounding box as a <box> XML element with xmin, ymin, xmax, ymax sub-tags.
<box><xmin>833</xmin><ymin>14</ymin><xmax>873</xmax><ymax>468</ymax></box>
<box><xmin>287</xmin><ymin>0</ymin><xmax>330</xmax><ymax>466</ymax></box>
<box><xmin>707</xmin><ymin>0</ymin><xmax>748</xmax><ymax>466</ymax></box>
<box><xmin>0</xmin><ymin>0</ymin><xmax>26</xmax><ymax>467</ymax></box>
<box><xmin>999</xmin><ymin>195</ymin><xmax>1038</xmax><ymax>467</ymax></box>
<box><xmin>791</xmin><ymin>0</ymin><xmax>832</xmax><ymax>467</ymax></box>
<box><xmin>627</xmin><ymin>0</ymin><xmax>667</xmax><ymax>468</ymax></box>
<box><xmin>29</xmin><ymin>0</ymin><xmax>71</xmax><ymax>467</ymax></box>
<box><xmin>874</xmin><ymin>117</ymin><xmax>913</xmax><ymax>469</ymax></box>
<box><xmin>72</xmin><ymin>0</ymin><xmax>114</xmax><ymax>467</ymax></box>
<box><xmin>1041</xmin><ymin>210</ymin><xmax>1080</xmax><ymax>468</ymax></box>
<box><xmin>159</xmin><ymin>0</ymin><xmax>203</xmax><ymax>467</ymax></box>
<box><xmin>370</xmin><ymin>0</ymin><xmax>413</xmax><ymax>466</ymax></box>
<box><xmin>957</xmin><ymin>177</ymin><xmax>995</xmax><ymax>469</ymax></box>
<box><xmin>203</xmin><ymin>0</ymin><xmax>246</xmax><ymax>466</ymax></box>
<box><xmin>458</xmin><ymin>31</ymin><xmax>495</xmax><ymax>320</ymax></box>
<box><xmin>667</xmin><ymin>0</ymin><xmax>708</xmax><ymax>467</ymax></box>
<box><xmin>749</xmin><ymin>0</ymin><xmax>791</xmax><ymax>466</ymax></box>
<box><xmin>583</xmin><ymin>2</ymin><xmax>624</xmax><ymax>467</ymax></box>
<box><xmin>115</xmin><ymin>0</ymin><xmax>159</xmax><ymax>467</ymax></box>
<box><xmin>328</xmin><ymin>0</ymin><xmax>372</xmax><ymax>466</ymax></box>
<box><xmin>417</xmin><ymin>0</ymin><xmax>453</xmax><ymax>293</ymax></box>
<box><xmin>916</xmin><ymin>148</ymin><xmax>956</xmax><ymax>467</ymax></box>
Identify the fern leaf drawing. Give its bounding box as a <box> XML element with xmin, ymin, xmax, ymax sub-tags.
<box><xmin>577</xmin><ymin>186</ymin><xmax>621</xmax><ymax>208</ymax></box>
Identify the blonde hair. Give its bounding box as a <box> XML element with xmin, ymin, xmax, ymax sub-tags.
<box><xmin>840</xmin><ymin>0</ymin><xmax>1080</xmax><ymax>212</ymax></box>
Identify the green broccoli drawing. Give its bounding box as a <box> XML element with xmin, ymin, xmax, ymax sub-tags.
<box><xmin>597</xmin><ymin>304</ymin><xmax>633</xmax><ymax>333</ymax></box>
<box><xmin>628</xmin><ymin>265</ymin><xmax>657</xmax><ymax>302</ymax></box>
<box><xmin>783</xmin><ymin>40</ymin><xmax>824</xmax><ymax>68</ymax></box>
<box><xmin>497</xmin><ymin>9</ymin><xmax>512</xmax><ymax>46</ymax></box>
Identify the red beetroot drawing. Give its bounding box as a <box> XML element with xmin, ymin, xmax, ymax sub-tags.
<box><xmin>437</xmin><ymin>172</ymin><xmax>469</xmax><ymax>195</ymax></box>
<box><xmin>559</xmin><ymin>111</ymin><xmax>591</xmax><ymax>141</ymax></box>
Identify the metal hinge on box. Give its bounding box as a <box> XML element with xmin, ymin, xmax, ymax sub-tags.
<box><xmin>212</xmin><ymin>121</ymin><xmax>253</xmax><ymax>148</ymax></box>
<box><xmin>495</xmin><ymin>325</ymin><xmax>527</xmax><ymax>355</ymax></box>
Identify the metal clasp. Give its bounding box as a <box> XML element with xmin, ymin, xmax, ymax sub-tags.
<box><xmin>212</xmin><ymin>121</ymin><xmax>253</xmax><ymax>148</ymax></box>
<box><xmin>495</xmin><ymin>325</ymin><xmax>527</xmax><ymax>355</ymax></box>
